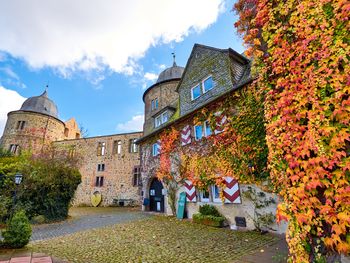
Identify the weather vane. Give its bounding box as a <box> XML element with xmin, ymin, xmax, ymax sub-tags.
<box><xmin>171</xmin><ymin>52</ymin><xmax>176</xmax><ymax>66</ymax></box>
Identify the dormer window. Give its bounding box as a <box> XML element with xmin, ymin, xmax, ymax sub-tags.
<box><xmin>155</xmin><ymin>111</ymin><xmax>168</xmax><ymax>128</ymax></box>
<box><xmin>191</xmin><ymin>76</ymin><xmax>214</xmax><ymax>101</ymax></box>
<box><xmin>151</xmin><ymin>98</ymin><xmax>159</xmax><ymax>111</ymax></box>
<box><xmin>203</xmin><ymin>76</ymin><xmax>213</xmax><ymax>93</ymax></box>
<box><xmin>191</xmin><ymin>85</ymin><xmax>201</xmax><ymax>100</ymax></box>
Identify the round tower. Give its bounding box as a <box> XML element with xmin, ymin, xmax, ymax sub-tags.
<box><xmin>0</xmin><ymin>90</ymin><xmax>71</xmax><ymax>155</ymax></box>
<box><xmin>142</xmin><ymin>59</ymin><xmax>184</xmax><ymax>136</ymax></box>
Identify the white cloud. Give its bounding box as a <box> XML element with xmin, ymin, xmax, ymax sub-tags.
<box><xmin>0</xmin><ymin>66</ymin><xmax>19</xmax><ymax>80</ymax></box>
<box><xmin>0</xmin><ymin>0</ymin><xmax>224</xmax><ymax>75</ymax></box>
<box><xmin>116</xmin><ymin>114</ymin><xmax>144</xmax><ymax>133</ymax></box>
<box><xmin>144</xmin><ymin>72</ymin><xmax>158</xmax><ymax>82</ymax></box>
<box><xmin>0</xmin><ymin>86</ymin><xmax>26</xmax><ymax>136</ymax></box>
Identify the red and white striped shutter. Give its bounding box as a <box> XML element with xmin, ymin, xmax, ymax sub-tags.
<box><xmin>181</xmin><ymin>125</ymin><xmax>192</xmax><ymax>146</ymax></box>
<box><xmin>214</xmin><ymin>111</ymin><xmax>228</xmax><ymax>134</ymax></box>
<box><xmin>184</xmin><ymin>180</ymin><xmax>196</xmax><ymax>202</ymax></box>
<box><xmin>223</xmin><ymin>177</ymin><xmax>241</xmax><ymax>203</ymax></box>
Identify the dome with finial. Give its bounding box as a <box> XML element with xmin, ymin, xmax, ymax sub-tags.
<box><xmin>156</xmin><ymin>53</ymin><xmax>184</xmax><ymax>83</ymax></box>
<box><xmin>20</xmin><ymin>90</ymin><xmax>58</xmax><ymax>118</ymax></box>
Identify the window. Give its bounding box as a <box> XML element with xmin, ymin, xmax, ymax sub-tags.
<box><xmin>95</xmin><ymin>176</ymin><xmax>104</xmax><ymax>187</ymax></box>
<box><xmin>191</xmin><ymin>84</ymin><xmax>201</xmax><ymax>100</ymax></box>
<box><xmin>68</xmin><ymin>146</ymin><xmax>76</xmax><ymax>158</ymax></box>
<box><xmin>132</xmin><ymin>166</ymin><xmax>141</xmax><ymax>187</ymax></box>
<box><xmin>155</xmin><ymin>115</ymin><xmax>162</xmax><ymax>128</ymax></box>
<box><xmin>97</xmin><ymin>163</ymin><xmax>105</xmax><ymax>172</ymax></box>
<box><xmin>204</xmin><ymin>121</ymin><xmax>212</xmax><ymax>137</ymax></box>
<box><xmin>97</xmin><ymin>142</ymin><xmax>106</xmax><ymax>156</ymax></box>
<box><xmin>113</xmin><ymin>140</ymin><xmax>122</xmax><ymax>154</ymax></box>
<box><xmin>152</xmin><ymin>143</ymin><xmax>160</xmax><ymax>156</ymax></box>
<box><xmin>211</xmin><ymin>185</ymin><xmax>221</xmax><ymax>203</ymax></box>
<box><xmin>200</xmin><ymin>189</ymin><xmax>210</xmax><ymax>202</ymax></box>
<box><xmin>203</xmin><ymin>76</ymin><xmax>213</xmax><ymax>93</ymax></box>
<box><xmin>64</xmin><ymin>128</ymin><xmax>69</xmax><ymax>137</ymax></box>
<box><xmin>194</xmin><ymin>125</ymin><xmax>203</xmax><ymax>141</ymax></box>
<box><xmin>155</xmin><ymin>111</ymin><xmax>169</xmax><ymax>128</ymax></box>
<box><xmin>9</xmin><ymin>144</ymin><xmax>20</xmax><ymax>154</ymax></box>
<box><xmin>16</xmin><ymin>121</ymin><xmax>25</xmax><ymax>130</ymax></box>
<box><xmin>151</xmin><ymin>98</ymin><xmax>159</xmax><ymax>111</ymax></box>
<box><xmin>129</xmin><ymin>139</ymin><xmax>138</xmax><ymax>153</ymax></box>
<box><xmin>190</xmin><ymin>76</ymin><xmax>215</xmax><ymax>100</ymax></box>
<box><xmin>194</xmin><ymin>121</ymin><xmax>212</xmax><ymax>141</ymax></box>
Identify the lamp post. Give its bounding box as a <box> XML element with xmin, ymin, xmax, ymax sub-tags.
<box><xmin>12</xmin><ymin>173</ymin><xmax>23</xmax><ymax>217</ymax></box>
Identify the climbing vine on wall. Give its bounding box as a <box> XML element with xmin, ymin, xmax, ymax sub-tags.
<box><xmin>234</xmin><ymin>0</ymin><xmax>350</xmax><ymax>261</ymax></box>
<box><xmin>156</xmin><ymin>83</ymin><xmax>269</xmax><ymax>194</ymax></box>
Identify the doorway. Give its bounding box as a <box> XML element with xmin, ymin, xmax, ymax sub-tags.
<box><xmin>149</xmin><ymin>178</ymin><xmax>164</xmax><ymax>212</ymax></box>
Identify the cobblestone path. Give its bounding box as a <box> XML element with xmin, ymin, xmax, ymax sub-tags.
<box><xmin>31</xmin><ymin>207</ymin><xmax>151</xmax><ymax>241</ymax></box>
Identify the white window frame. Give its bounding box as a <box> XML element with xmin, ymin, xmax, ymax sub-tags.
<box><xmin>151</xmin><ymin>98</ymin><xmax>159</xmax><ymax>111</ymax></box>
<box><xmin>161</xmin><ymin>111</ymin><xmax>168</xmax><ymax>123</ymax></box>
<box><xmin>194</xmin><ymin>124</ymin><xmax>203</xmax><ymax>141</ymax></box>
<box><xmin>200</xmin><ymin>189</ymin><xmax>210</xmax><ymax>202</ymax></box>
<box><xmin>130</xmin><ymin>139</ymin><xmax>138</xmax><ymax>153</ymax></box>
<box><xmin>202</xmin><ymin>76</ymin><xmax>214</xmax><ymax>93</ymax></box>
<box><xmin>204</xmin><ymin>120</ymin><xmax>212</xmax><ymax>137</ymax></box>
<box><xmin>155</xmin><ymin>115</ymin><xmax>162</xmax><ymax>128</ymax></box>
<box><xmin>117</xmin><ymin>140</ymin><xmax>122</xmax><ymax>154</ymax></box>
<box><xmin>211</xmin><ymin>185</ymin><xmax>221</xmax><ymax>203</ymax></box>
<box><xmin>154</xmin><ymin>111</ymin><xmax>168</xmax><ymax>128</ymax></box>
<box><xmin>191</xmin><ymin>84</ymin><xmax>201</xmax><ymax>101</ymax></box>
<box><xmin>152</xmin><ymin>143</ymin><xmax>160</xmax><ymax>156</ymax></box>
<box><xmin>194</xmin><ymin>121</ymin><xmax>211</xmax><ymax>141</ymax></box>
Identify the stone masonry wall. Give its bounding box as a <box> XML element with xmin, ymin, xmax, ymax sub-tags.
<box><xmin>0</xmin><ymin>111</ymin><xmax>66</xmax><ymax>155</ymax></box>
<box><xmin>143</xmin><ymin>80</ymin><xmax>179</xmax><ymax>136</ymax></box>
<box><xmin>54</xmin><ymin>132</ymin><xmax>143</xmax><ymax>206</ymax></box>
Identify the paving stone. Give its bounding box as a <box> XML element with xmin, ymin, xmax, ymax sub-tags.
<box><xmin>9</xmin><ymin>257</ymin><xmax>31</xmax><ymax>263</ymax></box>
<box><xmin>30</xmin><ymin>257</ymin><xmax>52</xmax><ymax>263</ymax></box>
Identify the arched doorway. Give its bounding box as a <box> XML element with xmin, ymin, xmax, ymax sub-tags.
<box><xmin>149</xmin><ymin>178</ymin><xmax>164</xmax><ymax>212</ymax></box>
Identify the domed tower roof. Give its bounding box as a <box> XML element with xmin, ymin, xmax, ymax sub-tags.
<box><xmin>20</xmin><ymin>90</ymin><xmax>58</xmax><ymax>118</ymax></box>
<box><xmin>156</xmin><ymin>62</ymin><xmax>184</xmax><ymax>83</ymax></box>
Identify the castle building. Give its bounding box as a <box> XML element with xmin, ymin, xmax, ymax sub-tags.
<box><xmin>0</xmin><ymin>90</ymin><xmax>81</xmax><ymax>155</ymax></box>
<box><xmin>0</xmin><ymin>90</ymin><xmax>142</xmax><ymax>206</ymax></box>
<box><xmin>137</xmin><ymin>44</ymin><xmax>286</xmax><ymax>232</ymax></box>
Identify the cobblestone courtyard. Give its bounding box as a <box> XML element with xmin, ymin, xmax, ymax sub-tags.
<box><xmin>0</xmin><ymin>207</ymin><xmax>286</xmax><ymax>263</ymax></box>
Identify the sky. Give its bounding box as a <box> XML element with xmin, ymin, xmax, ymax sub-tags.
<box><xmin>0</xmin><ymin>0</ymin><xmax>244</xmax><ymax>137</ymax></box>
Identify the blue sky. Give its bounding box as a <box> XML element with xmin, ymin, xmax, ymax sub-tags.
<box><xmin>0</xmin><ymin>0</ymin><xmax>244</xmax><ymax>137</ymax></box>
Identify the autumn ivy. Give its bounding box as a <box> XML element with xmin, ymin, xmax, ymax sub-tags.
<box><xmin>234</xmin><ymin>0</ymin><xmax>349</xmax><ymax>261</ymax></box>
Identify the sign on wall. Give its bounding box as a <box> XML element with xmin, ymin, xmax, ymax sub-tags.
<box><xmin>91</xmin><ymin>191</ymin><xmax>102</xmax><ymax>207</ymax></box>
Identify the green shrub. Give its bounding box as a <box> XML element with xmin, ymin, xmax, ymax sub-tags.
<box><xmin>2</xmin><ymin>210</ymin><xmax>32</xmax><ymax>248</ymax></box>
<box><xmin>199</xmin><ymin>204</ymin><xmax>222</xmax><ymax>217</ymax></box>
<box><xmin>0</xmin><ymin>149</ymin><xmax>81</xmax><ymax>223</ymax></box>
<box><xmin>192</xmin><ymin>213</ymin><xmax>225</xmax><ymax>227</ymax></box>
<box><xmin>31</xmin><ymin>215</ymin><xmax>46</xmax><ymax>224</ymax></box>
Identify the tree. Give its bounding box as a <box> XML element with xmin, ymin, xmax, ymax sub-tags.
<box><xmin>234</xmin><ymin>0</ymin><xmax>350</xmax><ymax>261</ymax></box>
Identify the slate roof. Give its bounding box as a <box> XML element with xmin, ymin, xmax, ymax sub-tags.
<box><xmin>20</xmin><ymin>90</ymin><xmax>58</xmax><ymax>118</ymax></box>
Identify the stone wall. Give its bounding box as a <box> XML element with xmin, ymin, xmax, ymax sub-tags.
<box><xmin>0</xmin><ymin>110</ymin><xmax>66</xmax><ymax>154</ymax></box>
<box><xmin>54</xmin><ymin>132</ymin><xmax>143</xmax><ymax>206</ymax></box>
<box><xmin>143</xmin><ymin>80</ymin><xmax>179</xmax><ymax>136</ymax></box>
<box><xmin>179</xmin><ymin>184</ymin><xmax>287</xmax><ymax>234</ymax></box>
